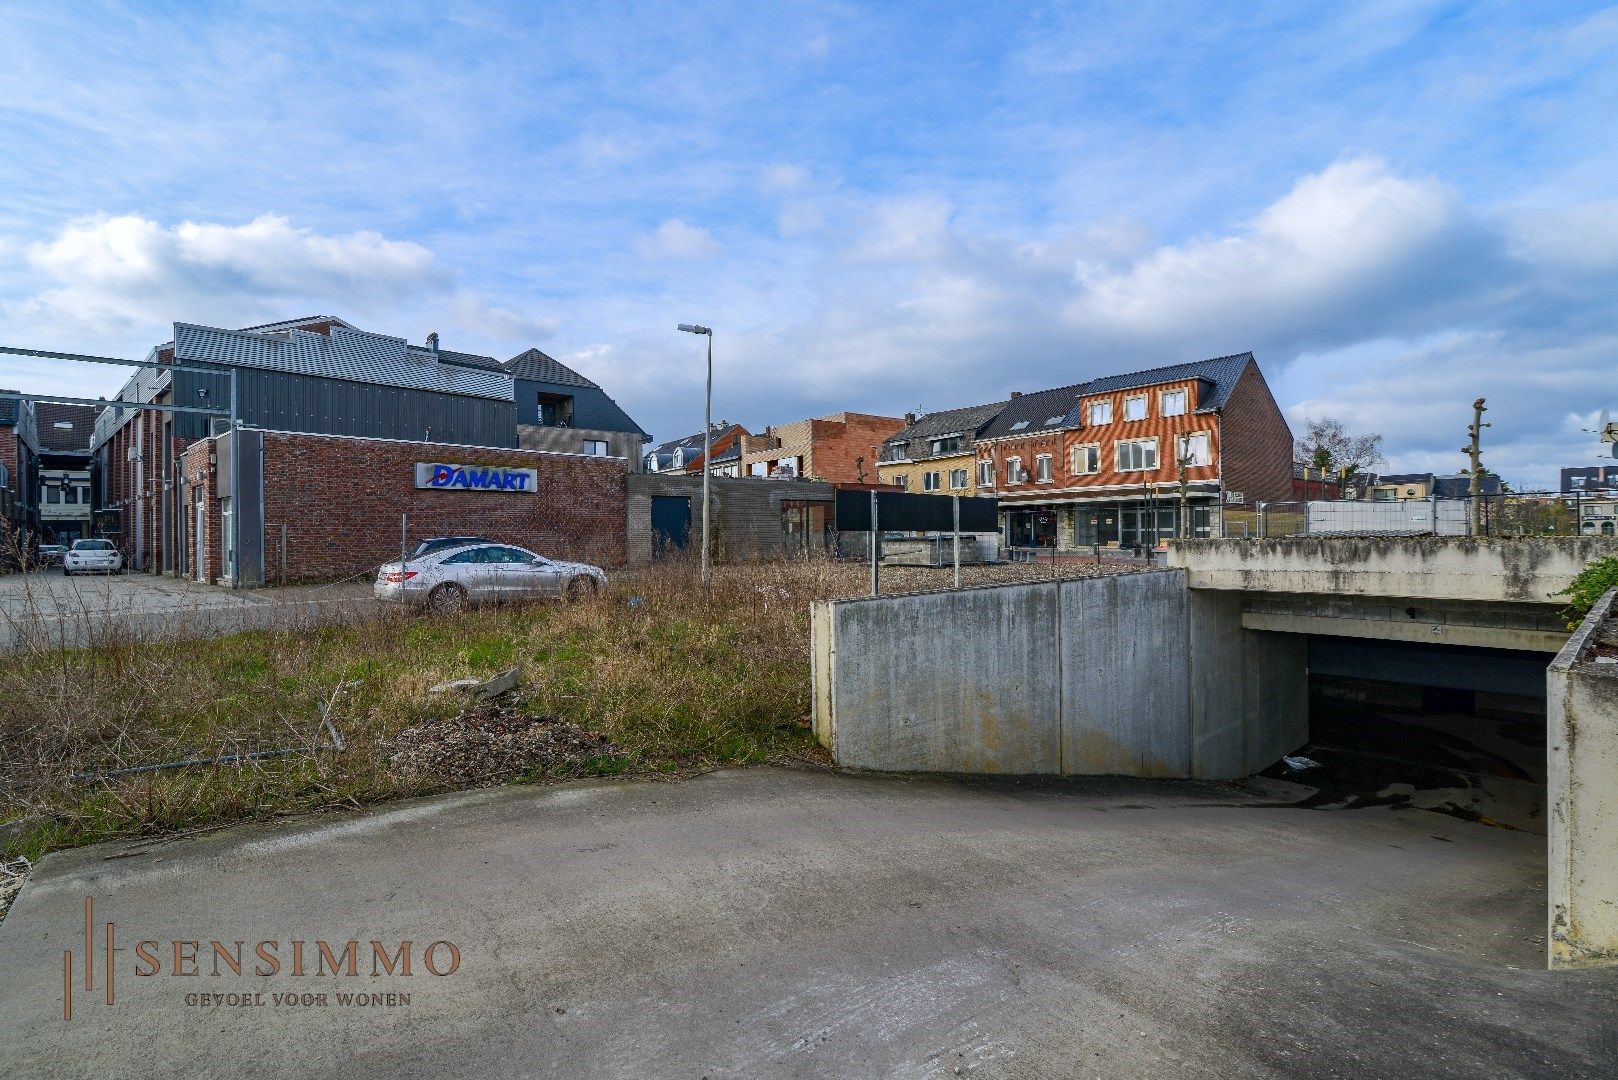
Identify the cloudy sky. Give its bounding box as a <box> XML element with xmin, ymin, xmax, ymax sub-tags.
<box><xmin>1</xmin><ymin>1</ymin><xmax>1614</xmax><ymax>488</ymax></box>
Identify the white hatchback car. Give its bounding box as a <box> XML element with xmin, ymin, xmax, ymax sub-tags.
<box><xmin>374</xmin><ymin>542</ymin><xmax>606</xmax><ymax>612</ymax></box>
<box><xmin>63</xmin><ymin>538</ymin><xmax>124</xmax><ymax>576</ymax></box>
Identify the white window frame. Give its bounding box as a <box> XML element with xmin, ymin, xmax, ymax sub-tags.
<box><xmin>1160</xmin><ymin>389</ymin><xmax>1188</xmax><ymax>417</ymax></box>
<box><xmin>1116</xmin><ymin>437</ymin><xmax>1159</xmax><ymax>472</ymax></box>
<box><xmin>1122</xmin><ymin>395</ymin><xmax>1148</xmax><ymax>422</ymax></box>
<box><xmin>1035</xmin><ymin>454</ymin><xmax>1053</xmax><ymax>482</ymax></box>
<box><xmin>1177</xmin><ymin>432</ymin><xmax>1210</xmax><ymax>468</ymax></box>
<box><xmin>1087</xmin><ymin>400</ymin><xmax>1112</xmax><ymax>426</ymax></box>
<box><xmin>1071</xmin><ymin>443</ymin><xmax>1100</xmax><ymax>475</ymax></box>
<box><xmin>923</xmin><ymin>471</ymin><xmax>941</xmax><ymax>492</ymax></box>
<box><xmin>1006</xmin><ymin>456</ymin><xmax>1023</xmax><ymax>484</ymax></box>
<box><xmin>949</xmin><ymin>468</ymin><xmax>968</xmax><ymax>490</ymax></box>
<box><xmin>893</xmin><ymin>474</ymin><xmax>908</xmax><ymax>489</ymax></box>
<box><xmin>977</xmin><ymin>460</ymin><xmax>994</xmax><ymax>487</ymax></box>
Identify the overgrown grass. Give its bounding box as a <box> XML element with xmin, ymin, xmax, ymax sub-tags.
<box><xmin>0</xmin><ymin>556</ymin><xmax>1134</xmax><ymax>861</ymax></box>
<box><xmin>0</xmin><ymin>561</ymin><xmax>852</xmax><ymax>860</ymax></box>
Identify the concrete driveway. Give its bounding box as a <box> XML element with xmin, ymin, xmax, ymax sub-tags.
<box><xmin>0</xmin><ymin>768</ymin><xmax>1613</xmax><ymax>1078</ymax></box>
<box><xmin>0</xmin><ymin>568</ymin><xmax>376</xmax><ymax>650</ymax></box>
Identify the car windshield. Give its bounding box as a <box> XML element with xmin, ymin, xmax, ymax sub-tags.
<box><xmin>72</xmin><ymin>540</ymin><xmax>113</xmax><ymax>551</ymax></box>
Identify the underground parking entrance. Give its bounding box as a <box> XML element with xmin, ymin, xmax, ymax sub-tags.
<box><xmin>1265</xmin><ymin>635</ymin><xmax>1552</xmax><ymax>834</ymax></box>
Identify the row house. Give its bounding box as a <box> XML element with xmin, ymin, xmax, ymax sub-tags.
<box><xmin>876</xmin><ymin>400</ymin><xmax>1007</xmax><ymax>497</ymax></box>
<box><xmin>975</xmin><ymin>353</ymin><xmax>1293</xmax><ymax>549</ymax></box>
<box><xmin>644</xmin><ymin>423</ymin><xmax>749</xmax><ymax>474</ymax></box>
<box><xmin>735</xmin><ymin>412</ymin><xmax>905</xmax><ymax>485</ymax></box>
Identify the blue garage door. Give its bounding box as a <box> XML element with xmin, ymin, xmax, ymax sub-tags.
<box><xmin>650</xmin><ymin>496</ymin><xmax>691</xmax><ymax>556</ymax></box>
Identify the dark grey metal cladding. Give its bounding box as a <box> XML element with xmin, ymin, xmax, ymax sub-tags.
<box><xmin>514</xmin><ymin>377</ymin><xmax>648</xmax><ymax>436</ymax></box>
<box><xmin>169</xmin><ymin>365</ymin><xmax>517</xmax><ymax>447</ymax></box>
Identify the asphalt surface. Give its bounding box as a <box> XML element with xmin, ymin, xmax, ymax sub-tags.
<box><xmin>0</xmin><ymin>568</ymin><xmax>376</xmax><ymax>649</ymax></box>
<box><xmin>0</xmin><ymin>768</ymin><xmax>1613</xmax><ymax>1079</ymax></box>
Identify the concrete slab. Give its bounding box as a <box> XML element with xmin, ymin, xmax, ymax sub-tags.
<box><xmin>1</xmin><ymin>768</ymin><xmax>1613</xmax><ymax>1078</ymax></box>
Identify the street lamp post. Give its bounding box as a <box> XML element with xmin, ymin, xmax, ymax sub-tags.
<box><xmin>677</xmin><ymin>323</ymin><xmax>714</xmax><ymax>587</ymax></box>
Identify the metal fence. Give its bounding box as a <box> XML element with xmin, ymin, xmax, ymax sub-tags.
<box><xmin>1223</xmin><ymin>493</ymin><xmax>1618</xmax><ymax>539</ymax></box>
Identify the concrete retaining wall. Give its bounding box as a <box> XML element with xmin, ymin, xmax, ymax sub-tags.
<box><xmin>812</xmin><ymin>569</ymin><xmax>1306</xmax><ymax>780</ymax></box>
<box><xmin>1169</xmin><ymin>536</ymin><xmax>1618</xmax><ymax>603</ymax></box>
<box><xmin>1548</xmin><ymin>586</ymin><xmax>1618</xmax><ymax>969</ymax></box>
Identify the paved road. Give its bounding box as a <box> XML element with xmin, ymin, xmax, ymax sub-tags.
<box><xmin>0</xmin><ymin>568</ymin><xmax>377</xmax><ymax>650</ymax></box>
<box><xmin>0</xmin><ymin>768</ymin><xmax>1613</xmax><ymax>1078</ymax></box>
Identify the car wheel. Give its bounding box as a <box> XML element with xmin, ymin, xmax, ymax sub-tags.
<box><xmin>565</xmin><ymin>576</ymin><xmax>598</xmax><ymax>602</ymax></box>
<box><xmin>428</xmin><ymin>582</ymin><xmax>469</xmax><ymax>614</ymax></box>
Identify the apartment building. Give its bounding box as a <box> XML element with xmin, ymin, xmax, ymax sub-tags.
<box><xmin>975</xmin><ymin>353</ymin><xmax>1293</xmax><ymax>549</ymax></box>
<box><xmin>736</xmin><ymin>412</ymin><xmax>905</xmax><ymax>484</ymax></box>
<box><xmin>505</xmin><ymin>348</ymin><xmax>650</xmax><ymax>467</ymax></box>
<box><xmin>876</xmin><ymin>401</ymin><xmax>1007</xmax><ymax>496</ymax></box>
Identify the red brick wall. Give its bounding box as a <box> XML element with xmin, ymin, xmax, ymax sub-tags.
<box><xmin>1218</xmin><ymin>361</ymin><xmax>1295</xmax><ymax>506</ymax></box>
<box><xmin>0</xmin><ymin>429</ymin><xmax>17</xmax><ymax>498</ymax></box>
<box><xmin>806</xmin><ymin>414</ymin><xmax>905</xmax><ymax>485</ymax></box>
<box><xmin>983</xmin><ymin>378</ymin><xmax>1222</xmax><ymax>502</ymax></box>
<box><xmin>179</xmin><ymin>439</ymin><xmax>219</xmax><ymax>582</ymax></box>
<box><xmin>260</xmin><ymin>432</ymin><xmax>628</xmax><ymax>582</ymax></box>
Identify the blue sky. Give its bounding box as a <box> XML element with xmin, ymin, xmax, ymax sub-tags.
<box><xmin>1</xmin><ymin>1</ymin><xmax>1615</xmax><ymax>487</ymax></box>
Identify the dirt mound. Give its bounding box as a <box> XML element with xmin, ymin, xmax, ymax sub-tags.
<box><xmin>390</xmin><ymin>705</ymin><xmax>620</xmax><ymax>788</ymax></box>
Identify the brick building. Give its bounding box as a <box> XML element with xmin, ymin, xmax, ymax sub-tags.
<box><xmin>736</xmin><ymin>412</ymin><xmax>904</xmax><ymax>484</ymax></box>
<box><xmin>0</xmin><ymin>392</ymin><xmax>39</xmax><ymax>537</ymax></box>
<box><xmin>180</xmin><ymin>429</ymin><xmax>626</xmax><ymax>584</ymax></box>
<box><xmin>876</xmin><ymin>400</ymin><xmax>1007</xmax><ymax>496</ymax></box>
<box><xmin>974</xmin><ymin>353</ymin><xmax>1293</xmax><ymax>549</ymax></box>
<box><xmin>644</xmin><ymin>423</ymin><xmax>750</xmax><ymax>474</ymax></box>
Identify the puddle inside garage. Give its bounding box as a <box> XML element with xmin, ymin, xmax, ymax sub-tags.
<box><xmin>1264</xmin><ymin>637</ymin><xmax>1551</xmax><ymax>833</ymax></box>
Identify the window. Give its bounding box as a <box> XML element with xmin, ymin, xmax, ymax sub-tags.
<box><xmin>582</xmin><ymin>439</ymin><xmax>610</xmax><ymax>456</ymax></box>
<box><xmin>1087</xmin><ymin>401</ymin><xmax>1112</xmax><ymax>425</ymax></box>
<box><xmin>1072</xmin><ymin>444</ymin><xmax>1100</xmax><ymax>475</ymax></box>
<box><xmin>1116</xmin><ymin>438</ymin><xmax>1158</xmax><ymax>471</ymax></box>
<box><xmin>1571</xmin><ymin>476</ymin><xmax>1586</xmax><ymax>490</ymax></box>
<box><xmin>1160</xmin><ymin>389</ymin><xmax>1187</xmax><ymax>416</ymax></box>
<box><xmin>1010</xmin><ymin>420</ymin><xmax>1029</xmax><ymax>431</ymax></box>
<box><xmin>749</xmin><ymin>462</ymin><xmax>769</xmax><ymax>477</ymax></box>
<box><xmin>893</xmin><ymin>474</ymin><xmax>908</xmax><ymax>489</ymax></box>
<box><xmin>930</xmin><ymin>436</ymin><xmax>962</xmax><ymax>455</ymax></box>
<box><xmin>978</xmin><ymin>460</ymin><xmax>994</xmax><ymax>486</ymax></box>
<box><xmin>1123</xmin><ymin>395</ymin><xmax>1147</xmax><ymax>422</ymax></box>
<box><xmin>1035</xmin><ymin>454</ymin><xmax>1053</xmax><ymax>482</ymax></box>
<box><xmin>949</xmin><ymin>468</ymin><xmax>968</xmax><ymax>490</ymax></box>
<box><xmin>923</xmin><ymin>471</ymin><xmax>941</xmax><ymax>491</ymax></box>
<box><xmin>1177</xmin><ymin>433</ymin><xmax>1210</xmax><ymax>467</ymax></box>
<box><xmin>1006</xmin><ymin>456</ymin><xmax>1023</xmax><ymax>483</ymax></box>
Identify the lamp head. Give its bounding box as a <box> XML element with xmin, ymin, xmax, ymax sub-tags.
<box><xmin>677</xmin><ymin>324</ymin><xmax>712</xmax><ymax>336</ymax></box>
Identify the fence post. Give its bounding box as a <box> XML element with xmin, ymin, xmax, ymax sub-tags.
<box><xmin>869</xmin><ymin>490</ymin><xmax>878</xmax><ymax>598</ymax></box>
<box><xmin>952</xmin><ymin>495</ymin><xmax>961</xmax><ymax>590</ymax></box>
<box><xmin>400</xmin><ymin>513</ymin><xmax>408</xmax><ymax>612</ymax></box>
<box><xmin>1256</xmin><ymin>501</ymin><xmax>1266</xmax><ymax>539</ymax></box>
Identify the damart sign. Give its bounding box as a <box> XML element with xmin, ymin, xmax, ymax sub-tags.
<box><xmin>414</xmin><ymin>462</ymin><xmax>538</xmax><ymax>493</ymax></box>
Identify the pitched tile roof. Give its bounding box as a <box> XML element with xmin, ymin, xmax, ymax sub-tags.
<box><xmin>883</xmin><ymin>400</ymin><xmax>1008</xmax><ymax>446</ymax></box>
<box><xmin>649</xmin><ymin>425</ymin><xmax>742</xmax><ymax>456</ymax></box>
<box><xmin>501</xmin><ymin>348</ymin><xmax>601</xmax><ymax>388</ymax></box>
<box><xmin>34</xmin><ymin>402</ymin><xmax>98</xmax><ymax>453</ymax></box>
<box><xmin>977</xmin><ymin>352</ymin><xmax>1256</xmax><ymax>441</ymax></box>
<box><xmin>171</xmin><ymin>322</ymin><xmax>511</xmax><ymax>401</ymax></box>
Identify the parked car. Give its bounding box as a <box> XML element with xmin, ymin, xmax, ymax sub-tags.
<box><xmin>375</xmin><ymin>543</ymin><xmax>606</xmax><ymax>611</ymax></box>
<box><xmin>36</xmin><ymin>543</ymin><xmax>68</xmax><ymax>566</ymax></box>
<box><xmin>63</xmin><ymin>538</ymin><xmax>124</xmax><ymax>576</ymax></box>
<box><xmin>410</xmin><ymin>536</ymin><xmax>495</xmax><ymax>559</ymax></box>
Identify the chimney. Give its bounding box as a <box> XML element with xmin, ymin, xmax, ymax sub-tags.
<box><xmin>425</xmin><ymin>332</ymin><xmax>440</xmax><ymax>354</ymax></box>
<box><xmin>904</xmin><ymin>412</ymin><xmax>916</xmax><ymax>425</ymax></box>
<box><xmin>1010</xmin><ymin>391</ymin><xmax>1022</xmax><ymax>398</ymax></box>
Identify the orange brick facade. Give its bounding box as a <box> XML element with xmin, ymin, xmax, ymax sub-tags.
<box><xmin>740</xmin><ymin>412</ymin><xmax>904</xmax><ymax>484</ymax></box>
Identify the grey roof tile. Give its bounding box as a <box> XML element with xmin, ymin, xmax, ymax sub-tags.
<box><xmin>501</xmin><ymin>348</ymin><xmax>601</xmax><ymax>388</ymax></box>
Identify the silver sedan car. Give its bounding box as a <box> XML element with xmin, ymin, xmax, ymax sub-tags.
<box><xmin>374</xmin><ymin>542</ymin><xmax>606</xmax><ymax>612</ymax></box>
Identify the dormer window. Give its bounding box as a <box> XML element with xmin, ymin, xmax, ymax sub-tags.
<box><xmin>1087</xmin><ymin>401</ymin><xmax>1112</xmax><ymax>425</ymax></box>
<box><xmin>538</xmin><ymin>393</ymin><xmax>574</xmax><ymax>427</ymax></box>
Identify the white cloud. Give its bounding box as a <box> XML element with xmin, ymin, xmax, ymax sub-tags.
<box><xmin>13</xmin><ymin>213</ymin><xmax>443</xmax><ymax>335</ymax></box>
<box><xmin>638</xmin><ymin>218</ymin><xmax>721</xmax><ymax>260</ymax></box>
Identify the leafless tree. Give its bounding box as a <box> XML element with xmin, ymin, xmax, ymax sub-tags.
<box><xmin>1295</xmin><ymin>417</ymin><xmax>1385</xmax><ymax>494</ymax></box>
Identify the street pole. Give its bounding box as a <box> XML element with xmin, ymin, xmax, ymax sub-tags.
<box><xmin>702</xmin><ymin>331</ymin><xmax>712</xmax><ymax>588</ymax></box>
<box><xmin>229</xmin><ymin>366</ymin><xmax>239</xmax><ymax>588</ymax></box>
